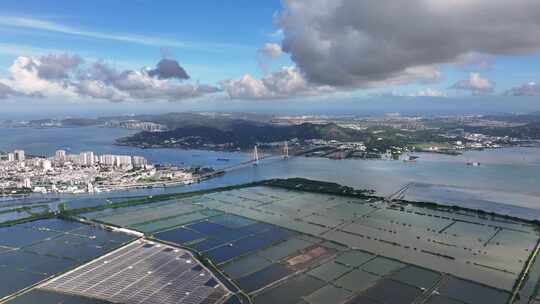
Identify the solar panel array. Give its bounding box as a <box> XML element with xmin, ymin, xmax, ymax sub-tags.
<box><xmin>40</xmin><ymin>240</ymin><xmax>229</xmax><ymax>304</ymax></box>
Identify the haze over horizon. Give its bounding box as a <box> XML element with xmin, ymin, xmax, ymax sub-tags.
<box><xmin>1</xmin><ymin>0</ymin><xmax>540</xmax><ymax>116</ymax></box>
<box><xmin>3</xmin><ymin>3</ymin><xmax>540</xmax><ymax>304</ymax></box>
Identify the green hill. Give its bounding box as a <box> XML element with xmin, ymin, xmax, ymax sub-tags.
<box><xmin>116</xmin><ymin>120</ymin><xmax>367</xmax><ymax>149</ymax></box>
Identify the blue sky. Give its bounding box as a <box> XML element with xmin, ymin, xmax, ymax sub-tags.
<box><xmin>0</xmin><ymin>0</ymin><xmax>284</xmax><ymax>81</ymax></box>
<box><xmin>1</xmin><ymin>0</ymin><xmax>540</xmax><ymax>116</ymax></box>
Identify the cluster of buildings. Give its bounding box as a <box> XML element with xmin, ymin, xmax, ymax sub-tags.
<box><xmin>458</xmin><ymin>133</ymin><xmax>509</xmax><ymax>150</ymax></box>
<box><xmin>5</xmin><ymin>150</ymin><xmax>26</xmax><ymax>162</ymax></box>
<box><xmin>104</xmin><ymin>120</ymin><xmax>167</xmax><ymax>132</ymax></box>
<box><xmin>53</xmin><ymin>150</ymin><xmax>148</xmax><ymax>168</ymax></box>
<box><xmin>0</xmin><ymin>149</ymin><xmax>195</xmax><ymax>195</ymax></box>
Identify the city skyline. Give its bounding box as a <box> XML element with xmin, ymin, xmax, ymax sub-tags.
<box><xmin>0</xmin><ymin>148</ymin><xmax>151</xmax><ymax>193</ymax></box>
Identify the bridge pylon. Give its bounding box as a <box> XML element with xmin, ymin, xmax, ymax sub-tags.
<box><xmin>253</xmin><ymin>145</ymin><xmax>259</xmax><ymax>166</ymax></box>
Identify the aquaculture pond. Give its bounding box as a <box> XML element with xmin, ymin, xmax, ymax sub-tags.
<box><xmin>143</xmin><ymin>185</ymin><xmax>530</xmax><ymax>303</ymax></box>
<box><xmin>65</xmin><ymin>183</ymin><xmax>540</xmax><ymax>303</ymax></box>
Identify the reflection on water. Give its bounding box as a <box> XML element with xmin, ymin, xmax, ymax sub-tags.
<box><xmin>404</xmin><ymin>183</ymin><xmax>540</xmax><ymax>220</ymax></box>
<box><xmin>415</xmin><ymin>147</ymin><xmax>540</xmax><ymax>166</ymax></box>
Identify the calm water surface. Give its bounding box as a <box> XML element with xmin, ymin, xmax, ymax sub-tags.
<box><xmin>0</xmin><ymin>127</ymin><xmax>250</xmax><ymax>168</ymax></box>
<box><xmin>1</xmin><ymin>127</ymin><xmax>539</xmax><ymax>219</ymax></box>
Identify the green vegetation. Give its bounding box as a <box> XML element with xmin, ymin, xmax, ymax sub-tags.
<box><xmin>264</xmin><ymin>178</ymin><xmax>540</xmax><ymax>228</ymax></box>
<box><xmin>116</xmin><ymin>121</ymin><xmax>369</xmax><ymax>149</ymax></box>
<box><xmin>262</xmin><ymin>178</ymin><xmax>376</xmax><ymax>198</ymax></box>
<box><xmin>0</xmin><ymin>205</ymin><xmax>52</xmax><ymax>227</ymax></box>
<box><xmin>393</xmin><ymin>197</ymin><xmax>540</xmax><ymax>228</ymax></box>
<box><xmin>63</xmin><ymin>182</ymin><xmax>263</xmax><ymax>217</ymax></box>
<box><xmin>116</xmin><ymin>118</ymin><xmax>456</xmax><ymax>153</ymax></box>
<box><xmin>0</xmin><ymin>212</ymin><xmax>55</xmax><ymax>228</ymax></box>
<box><xmin>58</xmin><ymin>203</ymin><xmax>66</xmax><ymax>213</ymax></box>
<box><xmin>62</xmin><ymin>177</ymin><xmax>540</xmax><ymax>230</ymax></box>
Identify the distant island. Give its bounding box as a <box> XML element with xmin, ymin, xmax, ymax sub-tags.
<box><xmin>113</xmin><ymin>112</ymin><xmax>540</xmax><ymax>160</ymax></box>
<box><xmin>2</xmin><ymin>112</ymin><xmax>540</xmax><ymax>160</ymax></box>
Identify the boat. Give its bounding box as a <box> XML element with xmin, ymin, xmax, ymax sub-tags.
<box><xmin>467</xmin><ymin>162</ymin><xmax>481</xmax><ymax>166</ymax></box>
<box><xmin>403</xmin><ymin>155</ymin><xmax>419</xmax><ymax>163</ymax></box>
<box><xmin>217</xmin><ymin>158</ymin><xmax>230</xmax><ymax>162</ymax></box>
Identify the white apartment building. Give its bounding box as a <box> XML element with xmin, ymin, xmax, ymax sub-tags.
<box><xmin>115</xmin><ymin>155</ymin><xmax>132</xmax><ymax>167</ymax></box>
<box><xmin>55</xmin><ymin>150</ymin><xmax>66</xmax><ymax>161</ymax></box>
<box><xmin>99</xmin><ymin>154</ymin><xmax>116</xmax><ymax>166</ymax></box>
<box><xmin>99</xmin><ymin>154</ymin><xmax>133</xmax><ymax>167</ymax></box>
<box><xmin>132</xmin><ymin>156</ymin><xmax>148</xmax><ymax>168</ymax></box>
<box><xmin>14</xmin><ymin>150</ymin><xmax>25</xmax><ymax>161</ymax></box>
<box><xmin>22</xmin><ymin>178</ymin><xmax>32</xmax><ymax>189</ymax></box>
<box><xmin>80</xmin><ymin>151</ymin><xmax>95</xmax><ymax>166</ymax></box>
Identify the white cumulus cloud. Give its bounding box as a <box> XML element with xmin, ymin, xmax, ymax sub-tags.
<box><xmin>221</xmin><ymin>67</ymin><xmax>334</xmax><ymax>100</ymax></box>
<box><xmin>1</xmin><ymin>56</ymin><xmax>79</xmax><ymax>98</ymax></box>
<box><xmin>451</xmin><ymin>73</ymin><xmax>494</xmax><ymax>94</ymax></box>
<box><xmin>0</xmin><ymin>54</ymin><xmax>221</xmax><ymax>102</ymax></box>
<box><xmin>257</xmin><ymin>43</ymin><xmax>283</xmax><ymax>59</ymax></box>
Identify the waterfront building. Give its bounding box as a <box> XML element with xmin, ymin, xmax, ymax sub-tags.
<box><xmin>115</xmin><ymin>155</ymin><xmax>132</xmax><ymax>167</ymax></box>
<box><xmin>132</xmin><ymin>156</ymin><xmax>147</xmax><ymax>168</ymax></box>
<box><xmin>99</xmin><ymin>154</ymin><xmax>132</xmax><ymax>167</ymax></box>
<box><xmin>80</xmin><ymin>151</ymin><xmax>95</xmax><ymax>166</ymax></box>
<box><xmin>22</xmin><ymin>178</ymin><xmax>31</xmax><ymax>189</ymax></box>
<box><xmin>14</xmin><ymin>150</ymin><xmax>25</xmax><ymax>161</ymax></box>
<box><xmin>99</xmin><ymin>154</ymin><xmax>116</xmax><ymax>166</ymax></box>
<box><xmin>55</xmin><ymin>150</ymin><xmax>66</xmax><ymax>161</ymax></box>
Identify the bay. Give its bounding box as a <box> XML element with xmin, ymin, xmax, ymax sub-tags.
<box><xmin>1</xmin><ymin>126</ymin><xmax>539</xmax><ymax>219</ymax></box>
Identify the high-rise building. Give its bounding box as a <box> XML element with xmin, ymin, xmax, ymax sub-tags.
<box><xmin>97</xmin><ymin>153</ymin><xmax>145</xmax><ymax>168</ymax></box>
<box><xmin>22</xmin><ymin>178</ymin><xmax>32</xmax><ymax>189</ymax></box>
<box><xmin>7</xmin><ymin>153</ymin><xmax>15</xmax><ymax>162</ymax></box>
<box><xmin>14</xmin><ymin>150</ymin><xmax>25</xmax><ymax>161</ymax></box>
<box><xmin>79</xmin><ymin>151</ymin><xmax>95</xmax><ymax>166</ymax></box>
<box><xmin>86</xmin><ymin>152</ymin><xmax>95</xmax><ymax>166</ymax></box>
<box><xmin>99</xmin><ymin>154</ymin><xmax>116</xmax><ymax>166</ymax></box>
<box><xmin>132</xmin><ymin>156</ymin><xmax>147</xmax><ymax>168</ymax></box>
<box><xmin>115</xmin><ymin>155</ymin><xmax>132</xmax><ymax>167</ymax></box>
<box><xmin>55</xmin><ymin>150</ymin><xmax>66</xmax><ymax>161</ymax></box>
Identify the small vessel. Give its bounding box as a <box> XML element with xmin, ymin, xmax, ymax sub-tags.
<box><xmin>403</xmin><ymin>155</ymin><xmax>419</xmax><ymax>163</ymax></box>
<box><xmin>467</xmin><ymin>162</ymin><xmax>481</xmax><ymax>166</ymax></box>
<box><xmin>217</xmin><ymin>158</ymin><xmax>230</xmax><ymax>162</ymax></box>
